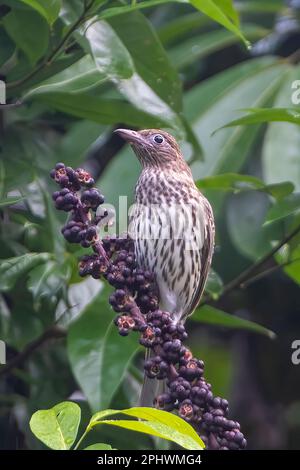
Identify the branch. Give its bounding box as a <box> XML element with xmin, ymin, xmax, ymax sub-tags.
<box><xmin>0</xmin><ymin>325</ymin><xmax>66</xmax><ymax>377</ymax></box>
<box><xmin>202</xmin><ymin>222</ymin><xmax>300</xmax><ymax>305</ymax></box>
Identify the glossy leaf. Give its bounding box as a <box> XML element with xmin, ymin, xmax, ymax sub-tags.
<box><xmin>196</xmin><ymin>173</ymin><xmax>294</xmax><ymax>200</ymax></box>
<box><xmin>216</xmin><ymin>0</ymin><xmax>240</xmax><ymax>25</ymax></box>
<box><xmin>85</xmin><ymin>18</ymin><xmax>134</xmax><ymax>80</ymax></box>
<box><xmin>3</xmin><ymin>7</ymin><xmax>49</xmax><ymax>64</ymax></box>
<box><xmin>30</xmin><ymin>401</ymin><xmax>81</xmax><ymax>450</ymax></box>
<box><xmin>85</xmin><ymin>13</ymin><xmax>182</xmax><ymax>130</ymax></box>
<box><xmin>67</xmin><ymin>287</ymin><xmax>139</xmax><ymax>412</ymax></box>
<box><xmin>0</xmin><ymin>253</ymin><xmax>51</xmax><ymax>292</ymax></box>
<box><xmin>89</xmin><ymin>407</ymin><xmax>204</xmax><ymax>450</ymax></box>
<box><xmin>107</xmin><ymin>11</ymin><xmax>182</xmax><ymax>112</ymax></box>
<box><xmin>60</xmin><ymin>8</ymin><xmax>197</xmax><ymax>153</ymax></box>
<box><xmin>24</xmin><ymin>56</ymin><xmax>108</xmax><ymax>98</ymax></box>
<box><xmin>264</xmin><ymin>194</ymin><xmax>300</xmax><ymax>225</ymax></box>
<box><xmin>189</xmin><ymin>0</ymin><xmax>249</xmax><ymax>47</ymax></box>
<box><xmin>194</xmin><ymin>305</ymin><xmax>276</xmax><ymax>339</ymax></box>
<box><xmin>7</xmin><ymin>51</ymin><xmax>85</xmax><ymax>97</ymax></box>
<box><xmin>31</xmin><ymin>92</ymin><xmax>167</xmax><ymax>128</ymax></box>
<box><xmin>20</xmin><ymin>0</ymin><xmax>61</xmax><ymax>25</ymax></box>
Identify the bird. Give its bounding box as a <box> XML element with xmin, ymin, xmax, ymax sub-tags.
<box><xmin>114</xmin><ymin>128</ymin><xmax>215</xmax><ymax>405</ymax></box>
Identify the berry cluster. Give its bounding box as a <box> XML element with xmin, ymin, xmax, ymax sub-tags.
<box><xmin>50</xmin><ymin>163</ymin><xmax>246</xmax><ymax>450</ymax></box>
<box><xmin>50</xmin><ymin>163</ymin><xmax>107</xmax><ymax>248</ymax></box>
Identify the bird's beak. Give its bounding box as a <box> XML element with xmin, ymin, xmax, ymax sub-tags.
<box><xmin>114</xmin><ymin>128</ymin><xmax>143</xmax><ymax>145</ymax></box>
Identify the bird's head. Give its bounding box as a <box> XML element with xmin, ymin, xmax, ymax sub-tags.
<box><xmin>114</xmin><ymin>128</ymin><xmax>185</xmax><ymax>170</ymax></box>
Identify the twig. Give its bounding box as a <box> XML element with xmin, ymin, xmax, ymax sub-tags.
<box><xmin>6</xmin><ymin>0</ymin><xmax>95</xmax><ymax>91</ymax></box>
<box><xmin>202</xmin><ymin>222</ymin><xmax>300</xmax><ymax>305</ymax></box>
<box><xmin>241</xmin><ymin>256</ymin><xmax>300</xmax><ymax>289</ymax></box>
<box><xmin>0</xmin><ymin>326</ymin><xmax>66</xmax><ymax>377</ymax></box>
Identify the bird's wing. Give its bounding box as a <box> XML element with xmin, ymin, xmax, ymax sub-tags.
<box><xmin>184</xmin><ymin>197</ymin><xmax>215</xmax><ymax>319</ymax></box>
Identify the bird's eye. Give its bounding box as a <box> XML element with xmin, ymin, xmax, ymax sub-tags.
<box><xmin>153</xmin><ymin>134</ymin><xmax>164</xmax><ymax>144</ymax></box>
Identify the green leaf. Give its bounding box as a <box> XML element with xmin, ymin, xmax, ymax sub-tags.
<box><xmin>215</xmin><ymin>0</ymin><xmax>240</xmax><ymax>25</ymax></box>
<box><xmin>283</xmin><ymin>244</ymin><xmax>300</xmax><ymax>286</ymax></box>
<box><xmin>99</xmin><ymin>0</ymin><xmax>183</xmax><ymax>20</ymax></box>
<box><xmin>194</xmin><ymin>305</ymin><xmax>276</xmax><ymax>339</ymax></box>
<box><xmin>158</xmin><ymin>12</ymin><xmax>208</xmax><ymax>46</ymax></box>
<box><xmin>24</xmin><ymin>56</ymin><xmax>108</xmax><ymax>98</ymax></box>
<box><xmin>0</xmin><ymin>196</ymin><xmax>25</xmax><ymax>207</ymax></box>
<box><xmin>67</xmin><ymin>287</ymin><xmax>139</xmax><ymax>412</ymax></box>
<box><xmin>227</xmin><ymin>191</ymin><xmax>282</xmax><ymax>260</ymax></box>
<box><xmin>0</xmin><ymin>253</ymin><xmax>51</xmax><ymax>292</ymax></box>
<box><xmin>20</xmin><ymin>0</ymin><xmax>61</xmax><ymax>25</ymax></box>
<box><xmin>30</xmin><ymin>401</ymin><xmax>81</xmax><ymax>450</ymax></box>
<box><xmin>189</xmin><ymin>0</ymin><xmax>250</xmax><ymax>48</ymax></box>
<box><xmin>107</xmin><ymin>11</ymin><xmax>182</xmax><ymax>112</ymax></box>
<box><xmin>214</xmin><ymin>108</ymin><xmax>300</xmax><ymax>132</ymax></box>
<box><xmin>3</xmin><ymin>7</ymin><xmax>49</xmax><ymax>64</ymax></box>
<box><xmin>97</xmin><ymin>146</ymin><xmax>140</xmax><ymax>209</ymax></box>
<box><xmin>88</xmin><ymin>407</ymin><xmax>204</xmax><ymax>450</ymax></box>
<box><xmin>184</xmin><ymin>58</ymin><xmax>287</xmax><ymax>180</ymax></box>
<box><xmin>57</xmin><ymin>121</ymin><xmax>105</xmax><ymax>167</ymax></box>
<box><xmin>27</xmin><ymin>260</ymin><xmax>70</xmax><ymax>306</ymax></box>
<box><xmin>58</xmin><ymin>9</ymin><xmax>195</xmax><ymax>153</ymax></box>
<box><xmin>196</xmin><ymin>173</ymin><xmax>294</xmax><ymax>200</ymax></box>
<box><xmin>40</xmin><ymin>185</ymin><xmax>65</xmax><ymax>257</ymax></box>
<box><xmin>169</xmin><ymin>25</ymin><xmax>266</xmax><ymax>70</ymax></box>
<box><xmin>30</xmin><ymin>92</ymin><xmax>167</xmax><ymax>128</ymax></box>
<box><xmin>264</xmin><ymin>193</ymin><xmax>300</xmax><ymax>225</ymax></box>
<box><xmin>85</xmin><ymin>18</ymin><xmax>135</xmax><ymax>80</ymax></box>
<box><xmin>84</xmin><ymin>443</ymin><xmax>115</xmax><ymax>450</ymax></box>
<box><xmin>263</xmin><ymin>67</ymin><xmax>300</xmax><ymax>192</ymax></box>
<box><xmin>7</xmin><ymin>50</ymin><xmax>84</xmax><ymax>97</ymax></box>
<box><xmin>235</xmin><ymin>0</ymin><xmax>284</xmax><ymax>14</ymax></box>
<box><xmin>84</xmin><ymin>13</ymin><xmax>182</xmax><ymax>130</ymax></box>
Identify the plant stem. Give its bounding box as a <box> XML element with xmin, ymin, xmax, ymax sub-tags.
<box><xmin>73</xmin><ymin>429</ymin><xmax>90</xmax><ymax>450</ymax></box>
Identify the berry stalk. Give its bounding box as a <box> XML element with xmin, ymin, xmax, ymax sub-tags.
<box><xmin>50</xmin><ymin>163</ymin><xmax>246</xmax><ymax>450</ymax></box>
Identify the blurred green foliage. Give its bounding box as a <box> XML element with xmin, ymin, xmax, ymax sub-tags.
<box><xmin>1</xmin><ymin>0</ymin><xmax>300</xmax><ymax>450</ymax></box>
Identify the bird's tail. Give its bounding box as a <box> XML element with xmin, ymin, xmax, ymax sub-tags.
<box><xmin>140</xmin><ymin>349</ymin><xmax>167</xmax><ymax>407</ymax></box>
